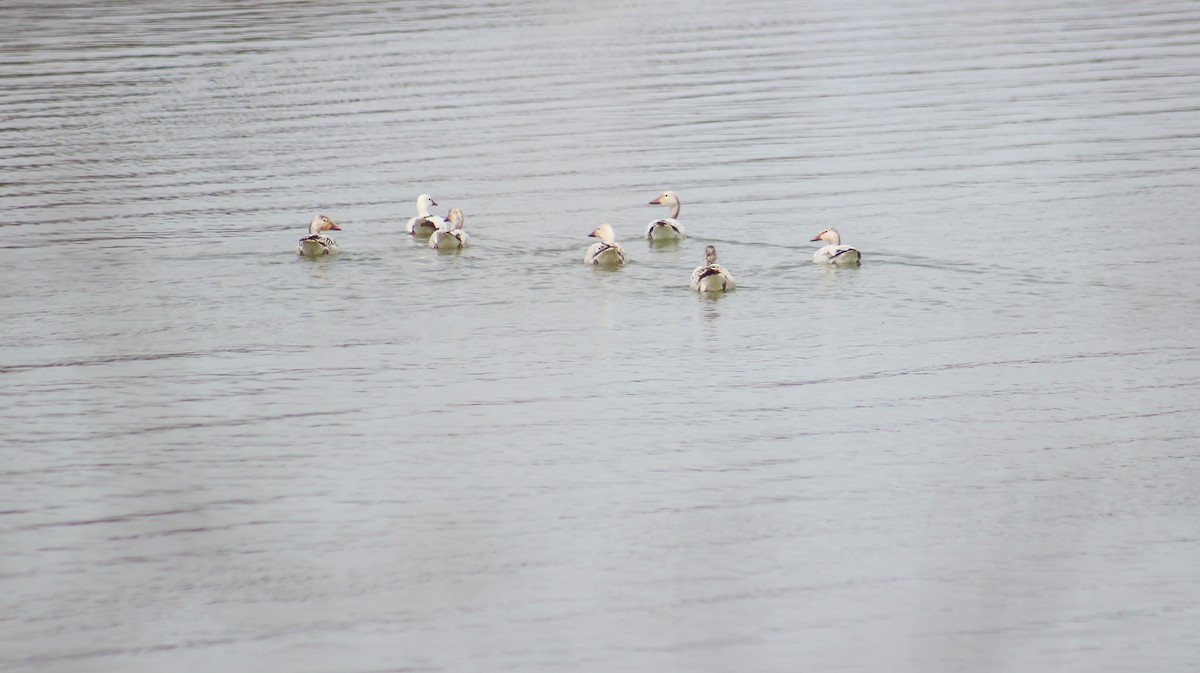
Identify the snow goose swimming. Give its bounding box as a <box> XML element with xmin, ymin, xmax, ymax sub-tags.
<box><xmin>297</xmin><ymin>214</ymin><xmax>342</xmax><ymax>257</ymax></box>
<box><xmin>810</xmin><ymin>227</ymin><xmax>862</xmax><ymax>266</ymax></box>
<box><xmin>429</xmin><ymin>208</ymin><xmax>469</xmax><ymax>251</ymax></box>
<box><xmin>584</xmin><ymin>223</ymin><xmax>626</xmax><ymax>266</ymax></box>
<box><xmin>690</xmin><ymin>245</ymin><xmax>736</xmax><ymax>292</ymax></box>
<box><xmin>645</xmin><ymin>191</ymin><xmax>686</xmax><ymax>240</ymax></box>
<box><xmin>405</xmin><ymin>194</ymin><xmax>445</xmax><ymax>237</ymax></box>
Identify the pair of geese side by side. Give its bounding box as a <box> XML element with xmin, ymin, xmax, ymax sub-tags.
<box><xmin>406</xmin><ymin>194</ymin><xmax>468</xmax><ymax>250</ymax></box>
<box><xmin>300</xmin><ymin>191</ymin><xmax>862</xmax><ymax>290</ymax></box>
<box><xmin>582</xmin><ymin>191</ymin><xmax>684</xmax><ymax>264</ymax></box>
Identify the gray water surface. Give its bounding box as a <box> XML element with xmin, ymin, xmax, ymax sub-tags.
<box><xmin>3</xmin><ymin>1</ymin><xmax>1200</xmax><ymax>671</ymax></box>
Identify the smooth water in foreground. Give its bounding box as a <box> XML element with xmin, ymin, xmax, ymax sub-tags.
<box><xmin>2</xmin><ymin>1</ymin><xmax>1199</xmax><ymax>671</ymax></box>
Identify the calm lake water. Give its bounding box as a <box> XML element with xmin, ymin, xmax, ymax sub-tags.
<box><xmin>3</xmin><ymin>1</ymin><xmax>1199</xmax><ymax>671</ymax></box>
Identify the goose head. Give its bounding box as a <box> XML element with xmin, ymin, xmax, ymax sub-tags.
<box><xmin>445</xmin><ymin>208</ymin><xmax>465</xmax><ymax>230</ymax></box>
<box><xmin>810</xmin><ymin>227</ymin><xmax>841</xmax><ymax>245</ymax></box>
<box><xmin>703</xmin><ymin>245</ymin><xmax>718</xmax><ymax>266</ymax></box>
<box><xmin>588</xmin><ymin>223</ymin><xmax>617</xmax><ymax>245</ymax></box>
<box><xmin>649</xmin><ymin>191</ymin><xmax>681</xmax><ymax>218</ymax></box>
<box><xmin>649</xmin><ymin>191</ymin><xmax>679</xmax><ymax>207</ymax></box>
<box><xmin>416</xmin><ymin>194</ymin><xmax>438</xmax><ymax>217</ymax></box>
<box><xmin>309</xmin><ymin>214</ymin><xmax>341</xmax><ymax>235</ymax></box>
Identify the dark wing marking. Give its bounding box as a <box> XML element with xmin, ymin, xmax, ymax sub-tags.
<box><xmin>828</xmin><ymin>247</ymin><xmax>860</xmax><ymax>263</ymax></box>
<box><xmin>649</xmin><ymin>220</ymin><xmax>681</xmax><ymax>234</ymax></box>
<box><xmin>588</xmin><ymin>243</ymin><xmax>606</xmax><ymax>263</ymax></box>
<box><xmin>299</xmin><ymin>234</ymin><xmax>336</xmax><ymax>255</ymax></box>
<box><xmin>411</xmin><ymin>217</ymin><xmax>439</xmax><ymax>235</ymax></box>
<box><xmin>591</xmin><ymin>243</ymin><xmax>624</xmax><ymax>264</ymax></box>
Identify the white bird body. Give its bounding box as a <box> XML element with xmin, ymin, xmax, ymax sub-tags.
<box><xmin>429</xmin><ymin>208</ymin><xmax>469</xmax><ymax>251</ymax></box>
<box><xmin>406</xmin><ymin>194</ymin><xmax>445</xmax><ymax>237</ymax></box>
<box><xmin>585</xmin><ymin>223</ymin><xmax>626</xmax><ymax>266</ymax></box>
<box><xmin>645</xmin><ymin>191</ymin><xmax>686</xmax><ymax>240</ymax></box>
<box><xmin>297</xmin><ymin>214</ymin><xmax>342</xmax><ymax>256</ymax></box>
<box><xmin>810</xmin><ymin>227</ymin><xmax>861</xmax><ymax>266</ymax></box>
<box><xmin>690</xmin><ymin>245</ymin><xmax>735</xmax><ymax>292</ymax></box>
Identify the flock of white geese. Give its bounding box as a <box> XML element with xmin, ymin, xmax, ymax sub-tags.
<box><xmin>297</xmin><ymin>191</ymin><xmax>862</xmax><ymax>293</ymax></box>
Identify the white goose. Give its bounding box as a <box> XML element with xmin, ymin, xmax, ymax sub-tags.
<box><xmin>810</xmin><ymin>227</ymin><xmax>862</xmax><ymax>266</ymax></box>
<box><xmin>584</xmin><ymin>223</ymin><xmax>626</xmax><ymax>266</ymax></box>
<box><xmin>405</xmin><ymin>194</ymin><xmax>445</xmax><ymax>237</ymax></box>
<box><xmin>690</xmin><ymin>245</ymin><xmax>736</xmax><ymax>292</ymax></box>
<box><xmin>645</xmin><ymin>191</ymin><xmax>686</xmax><ymax>240</ymax></box>
<box><xmin>429</xmin><ymin>208</ymin><xmax>469</xmax><ymax>251</ymax></box>
<box><xmin>297</xmin><ymin>214</ymin><xmax>342</xmax><ymax>257</ymax></box>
